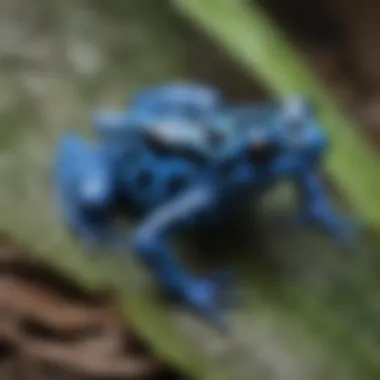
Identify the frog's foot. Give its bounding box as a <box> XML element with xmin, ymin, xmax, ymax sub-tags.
<box><xmin>179</xmin><ymin>271</ymin><xmax>237</xmax><ymax>332</ymax></box>
<box><xmin>298</xmin><ymin>205</ymin><xmax>363</xmax><ymax>248</ymax></box>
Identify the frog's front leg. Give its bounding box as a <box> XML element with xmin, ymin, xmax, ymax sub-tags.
<box><xmin>132</xmin><ymin>185</ymin><xmax>230</xmax><ymax>329</ymax></box>
<box><xmin>295</xmin><ymin>169</ymin><xmax>355</xmax><ymax>245</ymax></box>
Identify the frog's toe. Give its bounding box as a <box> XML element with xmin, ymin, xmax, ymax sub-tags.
<box><xmin>183</xmin><ymin>277</ymin><xmax>231</xmax><ymax>332</ymax></box>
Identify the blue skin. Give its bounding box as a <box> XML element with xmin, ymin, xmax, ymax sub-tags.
<box><xmin>55</xmin><ymin>116</ymin><xmax>254</xmax><ymax>328</ymax></box>
<box><xmin>127</xmin><ymin>82</ymin><xmax>223</xmax><ymax>120</ymax></box>
<box><xmin>54</xmin><ymin>95</ymin><xmax>354</xmax><ymax>329</ymax></box>
<box><xmin>92</xmin><ymin>81</ymin><xmax>223</xmax><ymax>148</ymax></box>
<box><xmin>53</xmin><ymin>133</ymin><xmax>128</xmax><ymax>253</ymax></box>
<box><xmin>92</xmin><ymin>81</ymin><xmax>223</xmax><ymax>162</ymax></box>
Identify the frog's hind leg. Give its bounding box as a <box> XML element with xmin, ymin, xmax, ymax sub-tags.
<box><xmin>53</xmin><ymin>133</ymin><xmax>121</xmax><ymax>252</ymax></box>
<box><xmin>131</xmin><ymin>185</ymin><xmax>231</xmax><ymax>328</ymax></box>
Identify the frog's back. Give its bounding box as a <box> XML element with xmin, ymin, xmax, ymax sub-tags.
<box><xmin>95</xmin><ymin>108</ymin><xmax>258</xmax><ymax>217</ymax></box>
<box><xmin>129</xmin><ymin>82</ymin><xmax>222</xmax><ymax>121</ymax></box>
<box><xmin>114</xmin><ymin>117</ymin><xmax>217</xmax><ymax>215</ymax></box>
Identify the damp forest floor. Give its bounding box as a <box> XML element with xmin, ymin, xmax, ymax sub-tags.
<box><xmin>0</xmin><ymin>1</ymin><xmax>380</xmax><ymax>380</ymax></box>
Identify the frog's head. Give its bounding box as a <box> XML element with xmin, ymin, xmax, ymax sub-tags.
<box><xmin>276</xmin><ymin>96</ymin><xmax>327</xmax><ymax>153</ymax></box>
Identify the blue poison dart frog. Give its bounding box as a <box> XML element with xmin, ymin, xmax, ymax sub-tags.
<box><xmin>53</xmin><ymin>90</ymin><xmax>357</xmax><ymax>331</ymax></box>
